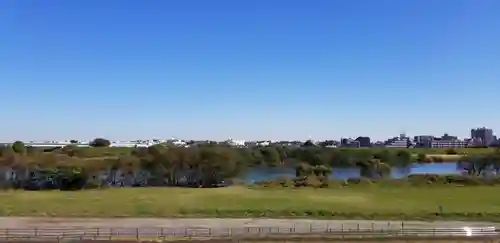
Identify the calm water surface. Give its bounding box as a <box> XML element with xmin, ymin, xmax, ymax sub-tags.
<box><xmin>244</xmin><ymin>162</ymin><xmax>462</xmax><ymax>183</ymax></box>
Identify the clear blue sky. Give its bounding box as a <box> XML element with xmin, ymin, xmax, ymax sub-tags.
<box><xmin>1</xmin><ymin>0</ymin><xmax>499</xmax><ymax>141</ymax></box>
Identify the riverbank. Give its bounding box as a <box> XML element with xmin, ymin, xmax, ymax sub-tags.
<box><xmin>0</xmin><ymin>186</ymin><xmax>499</xmax><ymax>220</ymax></box>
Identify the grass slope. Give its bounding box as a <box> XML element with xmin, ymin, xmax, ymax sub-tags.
<box><xmin>0</xmin><ymin>186</ymin><xmax>499</xmax><ymax>220</ymax></box>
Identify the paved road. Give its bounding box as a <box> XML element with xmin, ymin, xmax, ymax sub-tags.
<box><xmin>0</xmin><ymin>218</ymin><xmax>498</xmax><ymax>238</ymax></box>
<box><xmin>1</xmin><ymin>217</ymin><xmax>499</xmax><ymax>229</ymax></box>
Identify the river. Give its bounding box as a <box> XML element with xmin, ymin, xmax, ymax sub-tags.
<box><xmin>244</xmin><ymin>162</ymin><xmax>462</xmax><ymax>183</ymax></box>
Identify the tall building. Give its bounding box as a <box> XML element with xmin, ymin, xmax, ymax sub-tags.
<box><xmin>471</xmin><ymin>127</ymin><xmax>494</xmax><ymax>146</ymax></box>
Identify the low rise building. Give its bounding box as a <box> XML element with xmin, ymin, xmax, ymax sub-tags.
<box><xmin>431</xmin><ymin>139</ymin><xmax>467</xmax><ymax>148</ymax></box>
<box><xmin>385</xmin><ymin>138</ymin><xmax>410</xmax><ymax>148</ymax></box>
<box><xmin>355</xmin><ymin>136</ymin><xmax>371</xmax><ymax>147</ymax></box>
<box><xmin>341</xmin><ymin>138</ymin><xmax>360</xmax><ymax>148</ymax></box>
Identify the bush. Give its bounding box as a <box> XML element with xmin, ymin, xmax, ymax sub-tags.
<box><xmin>304</xmin><ymin>176</ymin><xmax>323</xmax><ymax>188</ymax></box>
<box><xmin>253</xmin><ymin>175</ymin><xmax>500</xmax><ymax>188</ymax></box>
<box><xmin>90</xmin><ymin>138</ymin><xmax>111</xmax><ymax>147</ymax></box>
<box><xmin>406</xmin><ymin>174</ymin><xmax>500</xmax><ymax>186</ymax></box>
<box><xmin>300</xmin><ymin>175</ymin><xmax>329</xmax><ymax>188</ymax></box>
<box><xmin>445</xmin><ymin>148</ymin><xmax>458</xmax><ymax>154</ymax></box>
<box><xmin>12</xmin><ymin>141</ymin><xmax>25</xmax><ymax>154</ymax></box>
<box><xmin>254</xmin><ymin>178</ymin><xmax>293</xmax><ymax>188</ymax></box>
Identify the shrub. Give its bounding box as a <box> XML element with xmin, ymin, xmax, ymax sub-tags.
<box><xmin>254</xmin><ymin>175</ymin><xmax>500</xmax><ymax>189</ymax></box>
<box><xmin>90</xmin><ymin>138</ymin><xmax>111</xmax><ymax>147</ymax></box>
<box><xmin>445</xmin><ymin>148</ymin><xmax>458</xmax><ymax>155</ymax></box>
<box><xmin>12</xmin><ymin>141</ymin><xmax>25</xmax><ymax>154</ymax></box>
<box><xmin>406</xmin><ymin>174</ymin><xmax>500</xmax><ymax>186</ymax></box>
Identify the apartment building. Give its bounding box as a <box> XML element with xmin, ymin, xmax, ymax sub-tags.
<box><xmin>471</xmin><ymin>127</ymin><xmax>495</xmax><ymax>146</ymax></box>
<box><xmin>431</xmin><ymin>139</ymin><xmax>468</xmax><ymax>148</ymax></box>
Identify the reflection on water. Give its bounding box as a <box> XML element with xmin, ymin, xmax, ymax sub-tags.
<box><xmin>244</xmin><ymin>162</ymin><xmax>462</xmax><ymax>184</ymax></box>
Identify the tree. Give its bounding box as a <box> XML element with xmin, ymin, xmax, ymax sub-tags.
<box><xmin>373</xmin><ymin>150</ymin><xmax>391</xmax><ymax>163</ymax></box>
<box><xmin>295</xmin><ymin>147</ymin><xmax>327</xmax><ymax>166</ymax></box>
<box><xmin>459</xmin><ymin>152</ymin><xmax>500</xmax><ymax>176</ymax></box>
<box><xmin>12</xmin><ymin>141</ymin><xmax>25</xmax><ymax>154</ymax></box>
<box><xmin>393</xmin><ymin>150</ymin><xmax>412</xmax><ymax>167</ymax></box>
<box><xmin>260</xmin><ymin>147</ymin><xmax>281</xmax><ymax>167</ymax></box>
<box><xmin>302</xmin><ymin>140</ymin><xmax>315</xmax><ymax>147</ymax></box>
<box><xmin>90</xmin><ymin>138</ymin><xmax>111</xmax><ymax>147</ymax></box>
<box><xmin>358</xmin><ymin>159</ymin><xmax>390</xmax><ymax>179</ymax></box>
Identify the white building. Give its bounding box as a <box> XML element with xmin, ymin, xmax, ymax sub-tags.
<box><xmin>226</xmin><ymin>137</ymin><xmax>246</xmax><ymax>147</ymax></box>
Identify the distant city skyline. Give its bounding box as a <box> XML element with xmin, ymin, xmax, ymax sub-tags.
<box><xmin>3</xmin><ymin>126</ymin><xmax>496</xmax><ymax>142</ymax></box>
<box><xmin>1</xmin><ymin>1</ymin><xmax>500</xmax><ymax>141</ymax></box>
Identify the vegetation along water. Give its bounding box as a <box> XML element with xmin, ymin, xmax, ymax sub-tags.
<box><xmin>1</xmin><ymin>140</ymin><xmax>500</xmax><ymax>219</ymax></box>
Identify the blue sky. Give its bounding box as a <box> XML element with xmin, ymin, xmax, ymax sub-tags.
<box><xmin>1</xmin><ymin>0</ymin><xmax>499</xmax><ymax>141</ymax></box>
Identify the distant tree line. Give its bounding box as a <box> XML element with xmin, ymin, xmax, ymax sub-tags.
<box><xmin>0</xmin><ymin>139</ymin><xmax>498</xmax><ymax>190</ymax></box>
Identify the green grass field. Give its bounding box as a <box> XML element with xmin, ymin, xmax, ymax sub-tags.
<box><xmin>0</xmin><ymin>186</ymin><xmax>499</xmax><ymax>220</ymax></box>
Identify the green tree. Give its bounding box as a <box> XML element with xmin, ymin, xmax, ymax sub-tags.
<box><xmin>358</xmin><ymin>158</ymin><xmax>390</xmax><ymax>179</ymax></box>
<box><xmin>260</xmin><ymin>147</ymin><xmax>281</xmax><ymax>167</ymax></box>
<box><xmin>302</xmin><ymin>140</ymin><xmax>315</xmax><ymax>147</ymax></box>
<box><xmin>90</xmin><ymin>138</ymin><xmax>111</xmax><ymax>147</ymax></box>
<box><xmin>12</xmin><ymin>141</ymin><xmax>25</xmax><ymax>154</ymax></box>
<box><xmin>393</xmin><ymin>150</ymin><xmax>412</xmax><ymax>166</ymax></box>
<box><xmin>461</xmin><ymin>154</ymin><xmax>491</xmax><ymax>176</ymax></box>
<box><xmin>373</xmin><ymin>149</ymin><xmax>391</xmax><ymax>163</ymax></box>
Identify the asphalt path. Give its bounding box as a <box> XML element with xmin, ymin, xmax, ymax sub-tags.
<box><xmin>0</xmin><ymin>218</ymin><xmax>498</xmax><ymax>239</ymax></box>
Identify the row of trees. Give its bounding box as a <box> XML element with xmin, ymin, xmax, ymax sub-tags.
<box><xmin>0</xmin><ymin>141</ymin><xmax>499</xmax><ymax>189</ymax></box>
<box><xmin>3</xmin><ymin>141</ymin><xmax>416</xmax><ymax>167</ymax></box>
<box><xmin>0</xmin><ymin>143</ymin><xmax>415</xmax><ymax>189</ymax></box>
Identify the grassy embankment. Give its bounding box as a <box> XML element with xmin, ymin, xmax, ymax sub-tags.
<box><xmin>1</xmin><ymin>186</ymin><xmax>499</xmax><ymax>220</ymax></box>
